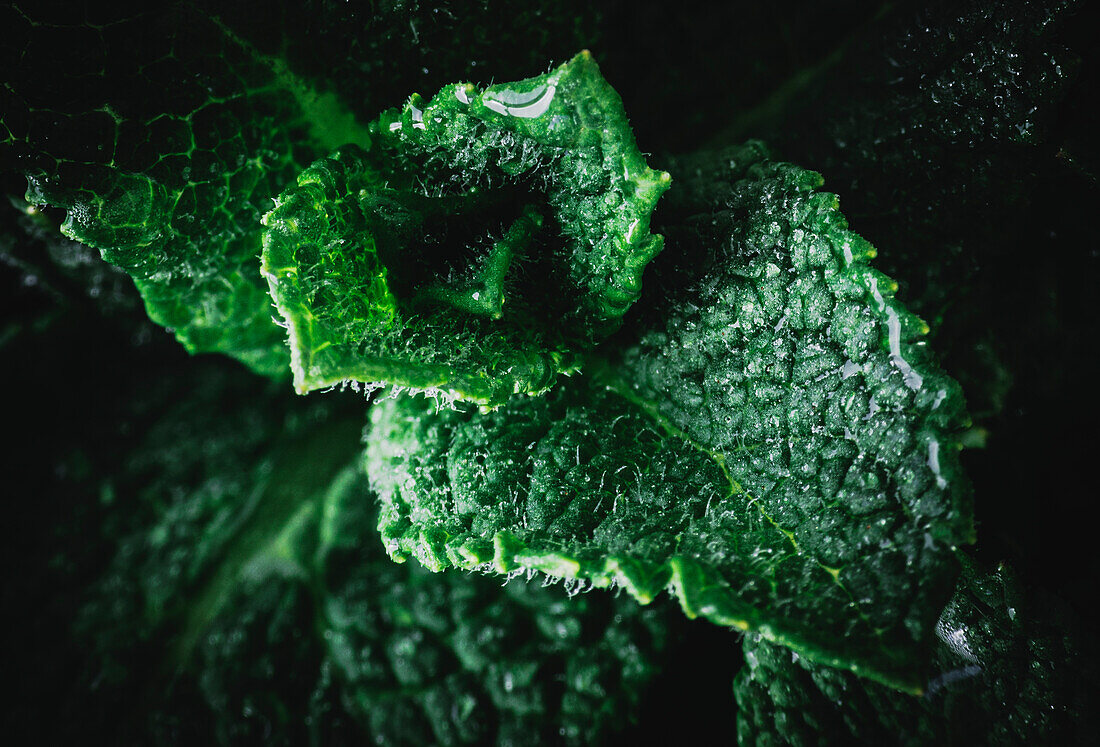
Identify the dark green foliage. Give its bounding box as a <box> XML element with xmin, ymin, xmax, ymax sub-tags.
<box><xmin>9</xmin><ymin>351</ymin><xmax>670</xmax><ymax>745</ymax></box>
<box><xmin>734</xmin><ymin>559</ymin><xmax>1095</xmax><ymax>745</ymax></box>
<box><xmin>320</xmin><ymin>467</ymin><xmax>669</xmax><ymax>745</ymax></box>
<box><xmin>2</xmin><ymin>2</ymin><xmax>341</xmax><ymax>375</ymax></box>
<box><xmin>755</xmin><ymin>0</ymin><xmax>1089</xmax><ymax>420</ymax></box>
<box><xmin>750</xmin><ymin>0</ymin><xmax>1100</xmax><ymax>614</ymax></box>
<box><xmin>367</xmin><ymin>145</ymin><xmax>972</xmax><ymax>692</ymax></box>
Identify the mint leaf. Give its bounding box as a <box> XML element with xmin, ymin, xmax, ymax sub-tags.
<box><xmin>261</xmin><ymin>52</ymin><xmax>670</xmax><ymax>404</ymax></box>
<box><xmin>755</xmin><ymin>1</ymin><xmax>1085</xmax><ymax>428</ymax></box>
<box><xmin>54</xmin><ymin>356</ymin><xmax>670</xmax><ymax>744</ymax></box>
<box><xmin>367</xmin><ymin>143</ymin><xmax>972</xmax><ymax>691</ymax></box>
<box><xmin>1</xmin><ymin>2</ymin><xmax>607</xmax><ymax>380</ymax></box>
<box><xmin>318</xmin><ymin>467</ymin><xmax>670</xmax><ymax>745</ymax></box>
<box><xmin>734</xmin><ymin>557</ymin><xmax>1095</xmax><ymax>745</ymax></box>
<box><xmin>1</xmin><ymin>5</ymin><xmax>376</xmax><ymax>376</ymax></box>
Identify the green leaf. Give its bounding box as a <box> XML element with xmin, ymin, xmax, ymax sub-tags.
<box><xmin>261</xmin><ymin>51</ymin><xmax>670</xmax><ymax>404</ymax></box>
<box><xmin>318</xmin><ymin>466</ymin><xmax>670</xmax><ymax>745</ymax></box>
<box><xmin>2</xmin><ymin>2</ymin><xmax>607</xmax><ymax>379</ymax></box>
<box><xmin>1</xmin><ymin>5</ymin><xmax>379</xmax><ymax>376</ymax></box>
<box><xmin>366</xmin><ymin>143</ymin><xmax>973</xmax><ymax>691</ymax></box>
<box><xmin>753</xmin><ymin>1</ymin><xmax>1085</xmax><ymax>427</ymax></box>
<box><xmin>733</xmin><ymin>557</ymin><xmax>1095</xmax><ymax>746</ymax></box>
<box><xmin>56</xmin><ymin>355</ymin><xmax>670</xmax><ymax>744</ymax></box>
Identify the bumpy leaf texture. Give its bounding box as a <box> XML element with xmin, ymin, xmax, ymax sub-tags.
<box><xmin>0</xmin><ymin>0</ymin><xmax>605</xmax><ymax>379</ymax></box>
<box><xmin>261</xmin><ymin>52</ymin><xmax>669</xmax><ymax>403</ymax></box>
<box><xmin>1</xmin><ymin>3</ymin><xmax>367</xmax><ymax>375</ymax></box>
<box><xmin>367</xmin><ymin>142</ymin><xmax>973</xmax><ymax>692</ymax></box>
<box><xmin>319</xmin><ymin>468</ymin><xmax>669</xmax><ymax>745</ymax></box>
<box><xmin>756</xmin><ymin>0</ymin><xmax>1087</xmax><ymax>426</ymax></box>
<box><xmin>768</xmin><ymin>0</ymin><xmax>1082</xmax><ymax>289</ymax></box>
<box><xmin>61</xmin><ymin>361</ymin><xmax>669</xmax><ymax>745</ymax></box>
<box><xmin>733</xmin><ymin>558</ymin><xmax>1095</xmax><ymax>746</ymax></box>
<box><xmin>751</xmin><ymin>0</ymin><xmax>1100</xmax><ymax>612</ymax></box>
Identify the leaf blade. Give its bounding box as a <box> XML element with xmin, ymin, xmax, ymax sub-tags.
<box><xmin>367</xmin><ymin>145</ymin><xmax>973</xmax><ymax>690</ymax></box>
<box><xmin>261</xmin><ymin>52</ymin><xmax>670</xmax><ymax>404</ymax></box>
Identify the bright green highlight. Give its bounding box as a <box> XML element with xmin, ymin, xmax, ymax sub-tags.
<box><xmin>261</xmin><ymin>52</ymin><xmax>670</xmax><ymax>404</ymax></box>
<box><xmin>10</xmin><ymin>12</ymin><xmax>372</xmax><ymax>377</ymax></box>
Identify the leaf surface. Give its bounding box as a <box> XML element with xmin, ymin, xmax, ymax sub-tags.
<box><xmin>367</xmin><ymin>144</ymin><xmax>973</xmax><ymax>690</ymax></box>
<box><xmin>56</xmin><ymin>358</ymin><xmax>669</xmax><ymax>744</ymax></box>
<box><xmin>1</xmin><ymin>4</ymin><xmax>377</xmax><ymax>375</ymax></box>
<box><xmin>1</xmin><ymin>1</ymin><xmax>605</xmax><ymax>380</ymax></box>
<box><xmin>318</xmin><ymin>468</ymin><xmax>670</xmax><ymax>745</ymax></box>
<box><xmin>733</xmin><ymin>557</ymin><xmax>1095</xmax><ymax>745</ymax></box>
<box><xmin>261</xmin><ymin>52</ymin><xmax>670</xmax><ymax>403</ymax></box>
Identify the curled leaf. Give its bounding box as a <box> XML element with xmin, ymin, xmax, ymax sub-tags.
<box><xmin>262</xmin><ymin>52</ymin><xmax>670</xmax><ymax>404</ymax></box>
